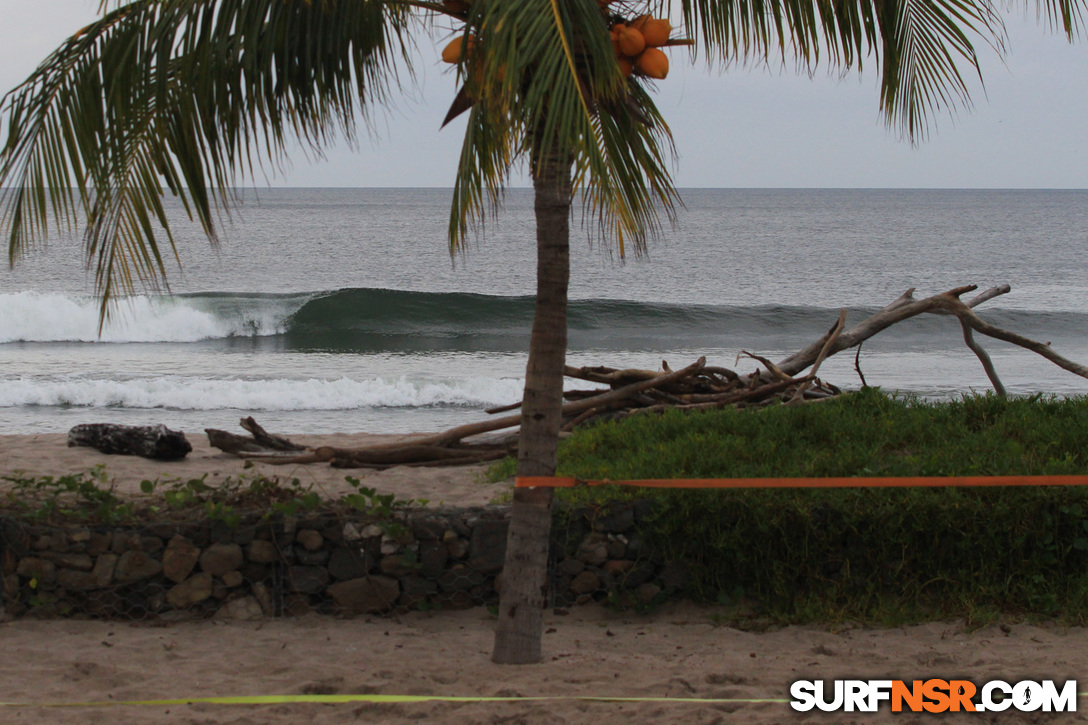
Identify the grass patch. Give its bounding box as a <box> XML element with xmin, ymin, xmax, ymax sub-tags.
<box><xmin>497</xmin><ymin>389</ymin><xmax>1088</xmax><ymax>624</ymax></box>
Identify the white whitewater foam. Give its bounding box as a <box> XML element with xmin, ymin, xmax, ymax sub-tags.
<box><xmin>0</xmin><ymin>375</ymin><xmax>536</xmax><ymax>411</ymax></box>
<box><xmin>0</xmin><ymin>292</ymin><xmax>290</xmax><ymax>343</ymax></box>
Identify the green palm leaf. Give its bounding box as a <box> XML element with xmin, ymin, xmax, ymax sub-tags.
<box><xmin>682</xmin><ymin>0</ymin><xmax>1083</xmax><ymax>140</ymax></box>
<box><xmin>1</xmin><ymin>0</ymin><xmax>414</xmax><ymax>325</ymax></box>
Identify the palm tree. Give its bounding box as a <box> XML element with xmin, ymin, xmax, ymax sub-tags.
<box><xmin>1</xmin><ymin>0</ymin><xmax>1083</xmax><ymax>664</ymax></box>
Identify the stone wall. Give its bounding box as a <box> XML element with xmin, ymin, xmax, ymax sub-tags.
<box><xmin>0</xmin><ymin>501</ymin><xmax>678</xmax><ymax>620</ymax></box>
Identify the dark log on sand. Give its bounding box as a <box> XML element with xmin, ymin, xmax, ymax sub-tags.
<box><xmin>204</xmin><ymin>417</ymin><xmax>306</xmax><ymax>455</ymax></box>
<box><xmin>68</xmin><ymin>424</ymin><xmax>191</xmax><ymax>461</ymax></box>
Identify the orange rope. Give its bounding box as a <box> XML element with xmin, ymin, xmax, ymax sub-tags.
<box><xmin>515</xmin><ymin>475</ymin><xmax>1088</xmax><ymax>489</ymax></box>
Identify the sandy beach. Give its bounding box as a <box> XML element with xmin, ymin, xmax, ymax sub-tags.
<box><xmin>1</xmin><ymin>607</ymin><xmax>1086</xmax><ymax>724</ymax></box>
<box><xmin>2</xmin><ymin>434</ymin><xmax>1087</xmax><ymax>723</ymax></box>
<box><xmin>0</xmin><ymin>432</ymin><xmax>510</xmax><ymax>508</ymax></box>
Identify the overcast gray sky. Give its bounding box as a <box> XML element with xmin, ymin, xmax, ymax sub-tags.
<box><xmin>2</xmin><ymin>1</ymin><xmax>1086</xmax><ymax>188</ymax></box>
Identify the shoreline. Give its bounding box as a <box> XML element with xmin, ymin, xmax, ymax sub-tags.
<box><xmin>0</xmin><ymin>432</ymin><xmax>510</xmax><ymax>508</ymax></box>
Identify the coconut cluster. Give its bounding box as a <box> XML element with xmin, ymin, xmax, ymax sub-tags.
<box><xmin>439</xmin><ymin>2</ymin><xmax>672</xmax><ymax>82</ymax></box>
<box><xmin>609</xmin><ymin>15</ymin><xmax>671</xmax><ymax>79</ymax></box>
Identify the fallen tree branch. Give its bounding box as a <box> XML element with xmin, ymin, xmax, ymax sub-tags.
<box><xmin>959</xmin><ymin>320</ymin><xmax>1006</xmax><ymax>397</ymax></box>
<box><xmin>774</xmin><ymin>285</ymin><xmax>1010</xmax><ymax>378</ymax></box>
<box><xmin>935</xmin><ymin>297</ymin><xmax>1088</xmax><ymax>381</ymax></box>
<box><xmin>790</xmin><ymin>309</ymin><xmax>846</xmax><ymax>404</ymax></box>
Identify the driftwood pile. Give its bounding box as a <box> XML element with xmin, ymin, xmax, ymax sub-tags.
<box><xmin>205</xmin><ymin>284</ymin><xmax>1088</xmax><ymax>470</ymax></box>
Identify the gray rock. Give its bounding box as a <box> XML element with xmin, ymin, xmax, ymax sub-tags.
<box><xmin>635</xmin><ymin>582</ymin><xmax>662</xmax><ymax>604</ymax></box>
<box><xmin>410</xmin><ymin>517</ymin><xmax>448</xmax><ymax>541</ymax></box>
<box><xmin>327</xmin><ymin>576</ymin><xmax>400</xmax><ymax>614</ymax></box>
<box><xmin>569</xmin><ymin>571</ymin><xmax>601</xmax><ymax>595</ymax></box>
<box><xmin>606</xmin><ymin>538</ymin><xmax>628</xmax><ymax>560</ymax></box>
<box><xmin>114</xmin><ymin>550</ymin><xmax>163</xmax><ymax>583</ymax></box>
<box><xmin>295</xmin><ymin>547</ymin><xmax>329</xmax><ymax>567</ymax></box>
<box><xmin>166</xmin><ymin>572</ymin><xmax>213</xmax><ymax>608</ymax></box>
<box><xmin>379</xmin><ymin>554</ymin><xmax>418</xmax><ymax>578</ymax></box>
<box><xmin>556</xmin><ymin>558</ymin><xmax>585</xmax><ymax>577</ymax></box>
<box><xmin>217</xmin><ymin>595</ymin><xmax>264</xmax><ymax>621</ymax></box>
<box><xmin>200</xmin><ymin>543</ymin><xmax>244</xmax><ymax>576</ymax></box>
<box><xmin>140</xmin><ymin>536</ymin><xmax>165</xmax><ymax>554</ymax></box>
<box><xmin>342</xmin><ymin>523</ymin><xmax>383</xmax><ymax>542</ymax></box>
<box><xmin>251</xmin><ymin>582</ymin><xmax>273</xmax><ymax>616</ymax></box>
<box><xmin>111</xmin><ymin>531</ymin><xmax>142</xmax><ymax>555</ymax></box>
<box><xmin>2</xmin><ymin>574</ymin><xmax>18</xmax><ymax>606</ymax></box>
<box><xmin>468</xmin><ymin>520</ymin><xmax>508</xmax><ymax>574</ymax></box>
<box><xmin>221</xmin><ymin>570</ymin><xmax>244</xmax><ymax>588</ymax></box>
<box><xmin>245</xmin><ymin>540</ymin><xmax>280</xmax><ymax>564</ymax></box>
<box><xmin>602</xmin><ymin>559</ymin><xmax>634</xmax><ymax>575</ymax></box>
<box><xmin>42</xmin><ymin>552</ymin><xmax>93</xmax><ymax>571</ymax></box>
<box><xmin>444</xmin><ymin>534</ymin><xmax>469</xmax><ymax>560</ymax></box>
<box><xmin>296</xmin><ymin>529</ymin><xmax>323</xmax><ymax>551</ymax></box>
<box><xmin>287</xmin><ymin>565</ymin><xmax>329</xmax><ymax>594</ymax></box>
<box><xmin>1</xmin><ymin>518</ymin><xmax>30</xmax><ymax>557</ymax></box>
<box><xmin>86</xmin><ymin>532</ymin><xmax>112</xmax><ymax>557</ymax></box>
<box><xmin>145</xmin><ymin>523</ymin><xmax>179</xmax><ymax>540</ymax></box>
<box><xmin>92</xmin><ymin>553</ymin><xmax>118</xmax><ymax>588</ymax></box>
<box><xmin>163</xmin><ymin>536</ymin><xmax>201</xmax><ymax>583</ymax></box>
<box><xmin>211</xmin><ymin>579</ymin><xmax>230</xmax><ymax>600</ymax></box>
<box><xmin>399</xmin><ymin>576</ymin><xmax>439</xmax><ymax>608</ymax></box>
<box><xmin>16</xmin><ymin>557</ymin><xmax>56</xmax><ymax>585</ymax></box>
<box><xmin>56</xmin><ymin>568</ymin><xmax>101</xmax><ymax>591</ymax></box>
<box><xmin>418</xmin><ymin>541</ymin><xmax>448</xmax><ymax>578</ymax></box>
<box><xmin>34</xmin><ymin>533</ymin><xmax>66</xmax><ymax>552</ymax></box>
<box><xmin>576</xmin><ymin>533</ymin><xmax>610</xmax><ymax>566</ymax></box>
<box><xmin>283</xmin><ymin>593</ymin><xmax>312</xmax><ymax>617</ymax></box>
<box><xmin>327</xmin><ymin>547</ymin><xmax>372</xmax><ymax>580</ymax></box>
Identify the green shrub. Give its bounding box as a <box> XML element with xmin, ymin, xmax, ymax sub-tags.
<box><xmin>521</xmin><ymin>390</ymin><xmax>1088</xmax><ymax>623</ymax></box>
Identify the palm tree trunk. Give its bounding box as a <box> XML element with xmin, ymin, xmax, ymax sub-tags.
<box><xmin>491</xmin><ymin>141</ymin><xmax>572</xmax><ymax>665</ymax></box>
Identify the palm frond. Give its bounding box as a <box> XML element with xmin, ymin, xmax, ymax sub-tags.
<box><xmin>1</xmin><ymin>0</ymin><xmax>415</xmax><ymax>325</ymax></box>
<box><xmin>875</xmin><ymin>0</ymin><xmax>1001</xmax><ymax>140</ymax></box>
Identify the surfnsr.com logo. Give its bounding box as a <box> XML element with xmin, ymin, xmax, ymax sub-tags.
<box><xmin>790</xmin><ymin>679</ymin><xmax>1077</xmax><ymax>713</ymax></box>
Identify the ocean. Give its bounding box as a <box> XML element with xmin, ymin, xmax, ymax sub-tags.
<box><xmin>2</xmin><ymin>188</ymin><xmax>1086</xmax><ymax>436</ymax></box>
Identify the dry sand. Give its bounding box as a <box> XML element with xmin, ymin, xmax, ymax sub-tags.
<box><xmin>1</xmin><ymin>609</ymin><xmax>1086</xmax><ymax>724</ymax></box>
<box><xmin>0</xmin><ymin>432</ymin><xmax>509</xmax><ymax>507</ymax></box>
<box><xmin>2</xmin><ymin>434</ymin><xmax>1086</xmax><ymax>723</ymax></box>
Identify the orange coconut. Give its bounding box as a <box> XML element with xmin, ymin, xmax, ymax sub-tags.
<box><xmin>615</xmin><ymin>25</ymin><xmax>646</xmax><ymax>56</ymax></box>
<box><xmin>610</xmin><ymin>23</ymin><xmax>625</xmax><ymax>54</ymax></box>
<box><xmin>617</xmin><ymin>55</ymin><xmax>634</xmax><ymax>77</ymax></box>
<box><xmin>441</xmin><ymin>35</ymin><xmax>472</xmax><ymax>64</ymax></box>
<box><xmin>640</xmin><ymin>18</ymin><xmax>671</xmax><ymax>47</ymax></box>
<box><xmin>635</xmin><ymin>47</ymin><xmax>669</xmax><ymax>79</ymax></box>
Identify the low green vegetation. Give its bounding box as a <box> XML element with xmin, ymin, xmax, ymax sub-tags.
<box><xmin>1</xmin><ymin>467</ymin><xmax>427</xmax><ymax>528</ymax></box>
<box><xmin>497</xmin><ymin>389</ymin><xmax>1088</xmax><ymax>625</ymax></box>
